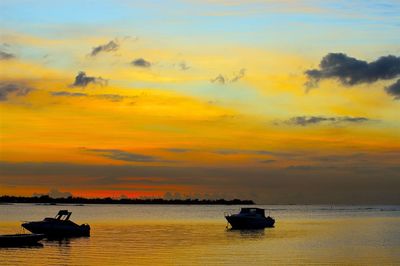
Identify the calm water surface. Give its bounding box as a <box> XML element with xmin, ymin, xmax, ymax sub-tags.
<box><xmin>0</xmin><ymin>204</ymin><xmax>399</xmax><ymax>265</ymax></box>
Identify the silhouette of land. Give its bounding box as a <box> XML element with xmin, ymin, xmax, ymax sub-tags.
<box><xmin>0</xmin><ymin>195</ymin><xmax>254</xmax><ymax>205</ymax></box>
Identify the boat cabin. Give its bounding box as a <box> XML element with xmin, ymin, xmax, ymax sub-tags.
<box><xmin>239</xmin><ymin>208</ymin><xmax>266</xmax><ymax>217</ymax></box>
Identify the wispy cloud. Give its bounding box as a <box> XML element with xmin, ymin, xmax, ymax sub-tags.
<box><xmin>285</xmin><ymin>165</ymin><xmax>324</xmax><ymax>171</ymax></box>
<box><xmin>213</xmin><ymin>149</ymin><xmax>296</xmax><ymax>158</ymax></box>
<box><xmin>230</xmin><ymin>68</ymin><xmax>246</xmax><ymax>82</ymax></box>
<box><xmin>210</xmin><ymin>74</ymin><xmax>226</xmax><ymax>84</ymax></box>
<box><xmin>84</xmin><ymin>148</ymin><xmax>161</xmax><ymax>162</ymax></box>
<box><xmin>164</xmin><ymin>148</ymin><xmax>193</xmax><ymax>153</ymax></box>
<box><xmin>33</xmin><ymin>188</ymin><xmax>72</xmax><ymax>198</ymax></box>
<box><xmin>211</xmin><ymin>68</ymin><xmax>246</xmax><ymax>84</ymax></box>
<box><xmin>90</xmin><ymin>40</ymin><xmax>119</xmax><ymax>57</ymax></box>
<box><xmin>281</xmin><ymin>116</ymin><xmax>371</xmax><ymax>126</ymax></box>
<box><xmin>259</xmin><ymin>159</ymin><xmax>277</xmax><ymax>164</ymax></box>
<box><xmin>51</xmin><ymin>91</ymin><xmax>87</xmax><ymax>97</ymax></box>
<box><xmin>0</xmin><ymin>50</ymin><xmax>15</xmax><ymax>60</ymax></box>
<box><xmin>178</xmin><ymin>61</ymin><xmax>190</xmax><ymax>71</ymax></box>
<box><xmin>131</xmin><ymin>58</ymin><xmax>151</xmax><ymax>68</ymax></box>
<box><xmin>50</xmin><ymin>91</ymin><xmax>131</xmax><ymax>102</ymax></box>
<box><xmin>0</xmin><ymin>83</ymin><xmax>33</xmax><ymax>101</ymax></box>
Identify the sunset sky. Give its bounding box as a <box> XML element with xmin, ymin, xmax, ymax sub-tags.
<box><xmin>1</xmin><ymin>0</ymin><xmax>399</xmax><ymax>203</ymax></box>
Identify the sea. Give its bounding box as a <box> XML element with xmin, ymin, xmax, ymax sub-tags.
<box><xmin>0</xmin><ymin>204</ymin><xmax>399</xmax><ymax>265</ymax></box>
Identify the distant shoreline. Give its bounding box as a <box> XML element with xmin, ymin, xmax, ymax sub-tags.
<box><xmin>0</xmin><ymin>195</ymin><xmax>255</xmax><ymax>205</ymax></box>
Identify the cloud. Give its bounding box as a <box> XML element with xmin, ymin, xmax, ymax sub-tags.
<box><xmin>90</xmin><ymin>40</ymin><xmax>119</xmax><ymax>57</ymax></box>
<box><xmin>286</xmin><ymin>165</ymin><xmax>323</xmax><ymax>171</ymax></box>
<box><xmin>210</xmin><ymin>68</ymin><xmax>246</xmax><ymax>84</ymax></box>
<box><xmin>131</xmin><ymin>58</ymin><xmax>151</xmax><ymax>68</ymax></box>
<box><xmin>178</xmin><ymin>62</ymin><xmax>190</xmax><ymax>71</ymax></box>
<box><xmin>0</xmin><ymin>83</ymin><xmax>33</xmax><ymax>101</ymax></box>
<box><xmin>312</xmin><ymin>153</ymin><xmax>366</xmax><ymax>163</ymax></box>
<box><xmin>71</xmin><ymin>71</ymin><xmax>107</xmax><ymax>87</ymax></box>
<box><xmin>0</xmin><ymin>50</ymin><xmax>15</xmax><ymax>60</ymax></box>
<box><xmin>51</xmin><ymin>91</ymin><xmax>87</xmax><ymax>97</ymax></box>
<box><xmin>385</xmin><ymin>79</ymin><xmax>400</xmax><ymax>100</ymax></box>
<box><xmin>1</xmin><ymin>161</ymin><xmax>399</xmax><ymax>204</ymax></box>
<box><xmin>213</xmin><ymin>149</ymin><xmax>295</xmax><ymax>157</ymax></box>
<box><xmin>282</xmin><ymin>116</ymin><xmax>371</xmax><ymax>126</ymax></box>
<box><xmin>84</xmin><ymin>148</ymin><xmax>160</xmax><ymax>162</ymax></box>
<box><xmin>50</xmin><ymin>91</ymin><xmax>129</xmax><ymax>102</ymax></box>
<box><xmin>96</xmin><ymin>94</ymin><xmax>125</xmax><ymax>102</ymax></box>
<box><xmin>259</xmin><ymin>159</ymin><xmax>276</xmax><ymax>164</ymax></box>
<box><xmin>214</xmin><ymin>149</ymin><xmax>241</xmax><ymax>155</ymax></box>
<box><xmin>165</xmin><ymin>148</ymin><xmax>193</xmax><ymax>153</ymax></box>
<box><xmin>230</xmin><ymin>68</ymin><xmax>246</xmax><ymax>82</ymax></box>
<box><xmin>210</xmin><ymin>74</ymin><xmax>226</xmax><ymax>84</ymax></box>
<box><xmin>48</xmin><ymin>188</ymin><xmax>72</xmax><ymax>198</ymax></box>
<box><xmin>33</xmin><ymin>188</ymin><xmax>72</xmax><ymax>198</ymax></box>
<box><xmin>305</xmin><ymin>53</ymin><xmax>400</xmax><ymax>89</ymax></box>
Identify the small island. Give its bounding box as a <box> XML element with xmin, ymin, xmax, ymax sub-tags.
<box><xmin>0</xmin><ymin>195</ymin><xmax>255</xmax><ymax>205</ymax></box>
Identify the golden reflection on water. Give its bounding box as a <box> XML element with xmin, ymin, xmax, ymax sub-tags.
<box><xmin>0</xmin><ymin>205</ymin><xmax>399</xmax><ymax>265</ymax></box>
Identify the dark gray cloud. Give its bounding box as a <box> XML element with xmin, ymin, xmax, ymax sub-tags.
<box><xmin>385</xmin><ymin>79</ymin><xmax>400</xmax><ymax>100</ymax></box>
<box><xmin>305</xmin><ymin>53</ymin><xmax>400</xmax><ymax>99</ymax></box>
<box><xmin>283</xmin><ymin>116</ymin><xmax>370</xmax><ymax>126</ymax></box>
<box><xmin>85</xmin><ymin>148</ymin><xmax>160</xmax><ymax>162</ymax></box>
<box><xmin>90</xmin><ymin>40</ymin><xmax>119</xmax><ymax>56</ymax></box>
<box><xmin>131</xmin><ymin>58</ymin><xmax>151</xmax><ymax>68</ymax></box>
<box><xmin>51</xmin><ymin>91</ymin><xmax>87</xmax><ymax>97</ymax></box>
<box><xmin>71</xmin><ymin>71</ymin><xmax>107</xmax><ymax>87</ymax></box>
<box><xmin>0</xmin><ymin>50</ymin><xmax>15</xmax><ymax>60</ymax></box>
<box><xmin>305</xmin><ymin>53</ymin><xmax>400</xmax><ymax>88</ymax></box>
<box><xmin>0</xmin><ymin>83</ymin><xmax>33</xmax><ymax>101</ymax></box>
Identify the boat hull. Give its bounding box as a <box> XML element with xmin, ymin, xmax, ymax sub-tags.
<box><xmin>0</xmin><ymin>234</ymin><xmax>45</xmax><ymax>247</ymax></box>
<box><xmin>22</xmin><ymin>221</ymin><xmax>90</xmax><ymax>237</ymax></box>
<box><xmin>225</xmin><ymin>215</ymin><xmax>275</xmax><ymax>229</ymax></box>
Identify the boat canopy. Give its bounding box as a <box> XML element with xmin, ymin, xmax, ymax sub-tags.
<box><xmin>240</xmin><ymin>208</ymin><xmax>265</xmax><ymax>216</ymax></box>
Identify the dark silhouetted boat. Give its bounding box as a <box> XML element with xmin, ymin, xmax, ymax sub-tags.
<box><xmin>225</xmin><ymin>208</ymin><xmax>275</xmax><ymax>229</ymax></box>
<box><xmin>0</xmin><ymin>233</ymin><xmax>45</xmax><ymax>247</ymax></box>
<box><xmin>22</xmin><ymin>210</ymin><xmax>90</xmax><ymax>237</ymax></box>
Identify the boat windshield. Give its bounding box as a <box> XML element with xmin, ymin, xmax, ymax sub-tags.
<box><xmin>55</xmin><ymin>210</ymin><xmax>72</xmax><ymax>221</ymax></box>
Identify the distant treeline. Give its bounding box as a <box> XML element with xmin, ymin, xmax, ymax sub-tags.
<box><xmin>0</xmin><ymin>195</ymin><xmax>254</xmax><ymax>205</ymax></box>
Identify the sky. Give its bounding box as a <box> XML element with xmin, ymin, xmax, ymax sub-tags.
<box><xmin>0</xmin><ymin>0</ymin><xmax>399</xmax><ymax>203</ymax></box>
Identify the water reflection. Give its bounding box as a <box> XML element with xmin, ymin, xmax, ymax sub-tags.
<box><xmin>0</xmin><ymin>243</ymin><xmax>43</xmax><ymax>249</ymax></box>
<box><xmin>226</xmin><ymin>228</ymin><xmax>266</xmax><ymax>240</ymax></box>
<box><xmin>44</xmin><ymin>237</ymin><xmax>72</xmax><ymax>247</ymax></box>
